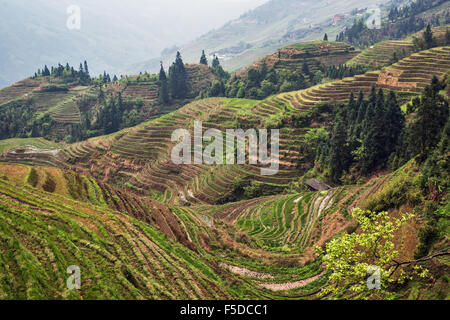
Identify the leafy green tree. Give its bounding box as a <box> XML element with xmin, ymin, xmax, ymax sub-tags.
<box><xmin>208</xmin><ymin>80</ymin><xmax>225</xmax><ymax>97</ymax></box>
<box><xmin>316</xmin><ymin>208</ymin><xmax>429</xmax><ymax>299</ymax></box>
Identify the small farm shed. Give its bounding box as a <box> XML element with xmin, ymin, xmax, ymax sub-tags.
<box><xmin>305</xmin><ymin>179</ymin><xmax>331</xmax><ymax>191</ymax></box>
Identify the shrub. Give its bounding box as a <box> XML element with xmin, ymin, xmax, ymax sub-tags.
<box><xmin>42</xmin><ymin>172</ymin><xmax>56</xmax><ymax>193</ymax></box>
<box><xmin>26</xmin><ymin>168</ymin><xmax>39</xmax><ymax>187</ymax></box>
<box><xmin>414</xmin><ymin>223</ymin><xmax>439</xmax><ymax>259</ymax></box>
<box><xmin>364</xmin><ymin>174</ymin><xmax>419</xmax><ymax>212</ymax></box>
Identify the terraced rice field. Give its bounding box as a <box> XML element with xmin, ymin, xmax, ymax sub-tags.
<box><xmin>56</xmin><ymin>47</ymin><xmax>450</xmax><ymax>205</ymax></box>
<box><xmin>251</xmin><ymin>46</ymin><xmax>450</xmax><ymax>116</ymax></box>
<box><xmin>0</xmin><ymin>173</ymin><xmax>233</xmax><ymax>299</ymax></box>
<box><xmin>122</xmin><ymin>81</ymin><xmax>159</xmax><ymax>107</ymax></box>
<box><xmin>212</xmin><ymin>188</ymin><xmax>341</xmax><ymax>251</ymax></box>
<box><xmin>0</xmin><ymin>79</ymin><xmax>42</xmax><ymax>105</ymax></box>
<box><xmin>241</xmin><ymin>41</ymin><xmax>360</xmax><ymax>77</ymax></box>
<box><xmin>59</xmin><ymin>97</ymin><xmax>308</xmax><ymax>205</ymax></box>
<box><xmin>0</xmin><ymin>155</ymin><xmax>407</xmax><ymax>299</ymax></box>
<box><xmin>346</xmin><ymin>26</ymin><xmax>450</xmax><ymax>69</ymax></box>
<box><xmin>47</xmin><ymin>93</ymin><xmax>82</xmax><ymax>124</ymax></box>
<box><xmin>0</xmin><ymin>163</ymin><xmax>349</xmax><ymax>298</ymax></box>
<box><xmin>346</xmin><ymin>40</ymin><xmax>416</xmax><ymax>68</ymax></box>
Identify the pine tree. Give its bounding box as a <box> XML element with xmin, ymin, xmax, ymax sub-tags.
<box><xmin>84</xmin><ymin>60</ymin><xmax>89</xmax><ymax>76</ymax></box>
<box><xmin>98</xmin><ymin>87</ymin><xmax>105</xmax><ymax>102</ymax></box>
<box><xmin>411</xmin><ymin>83</ymin><xmax>449</xmax><ymax>159</ymax></box>
<box><xmin>347</xmin><ymin>92</ymin><xmax>358</xmax><ymax>124</ymax></box>
<box><xmin>352</xmin><ymin>90</ymin><xmax>366</xmax><ymax>139</ymax></box>
<box><xmin>329</xmin><ymin>112</ymin><xmax>350</xmax><ymax>182</ymax></box>
<box><xmin>200</xmin><ymin>50</ymin><xmax>208</xmax><ymax>65</ymax></box>
<box><xmin>302</xmin><ymin>61</ymin><xmax>310</xmax><ymax>76</ymax></box>
<box><xmin>43</xmin><ymin>65</ymin><xmax>50</xmax><ymax>76</ymax></box>
<box><xmin>158</xmin><ymin>62</ymin><xmax>170</xmax><ymax>105</ymax></box>
<box><xmin>212</xmin><ymin>55</ymin><xmax>220</xmax><ymax>68</ymax></box>
<box><xmin>384</xmin><ymin>91</ymin><xmax>405</xmax><ymax>157</ymax></box>
<box><xmin>423</xmin><ymin>24</ymin><xmax>434</xmax><ymax>49</ymax></box>
<box><xmin>168</xmin><ymin>52</ymin><xmax>187</xmax><ymax>99</ymax></box>
<box><xmin>323</xmin><ymin>33</ymin><xmax>328</xmax><ymax>41</ymax></box>
<box><xmin>361</xmin><ymin>88</ymin><xmax>388</xmax><ymax>173</ymax></box>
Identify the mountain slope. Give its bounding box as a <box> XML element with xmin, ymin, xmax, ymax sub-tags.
<box><xmin>129</xmin><ymin>0</ymin><xmax>390</xmax><ymax>74</ymax></box>
<box><xmin>0</xmin><ymin>0</ymin><xmax>266</xmax><ymax>88</ymax></box>
<box><xmin>0</xmin><ymin>64</ymin><xmax>218</xmax><ymax>142</ymax></box>
<box><xmin>32</xmin><ymin>46</ymin><xmax>448</xmax><ymax>207</ymax></box>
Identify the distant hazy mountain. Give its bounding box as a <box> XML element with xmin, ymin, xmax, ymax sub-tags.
<box><xmin>0</xmin><ymin>0</ymin><xmax>267</xmax><ymax>87</ymax></box>
<box><xmin>128</xmin><ymin>0</ymin><xmax>391</xmax><ymax>74</ymax></box>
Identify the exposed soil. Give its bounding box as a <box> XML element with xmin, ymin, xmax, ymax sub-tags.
<box><xmin>219</xmin><ymin>262</ymin><xmax>275</xmax><ymax>280</ymax></box>
<box><xmin>258</xmin><ymin>269</ymin><xmax>326</xmax><ymax>291</ymax></box>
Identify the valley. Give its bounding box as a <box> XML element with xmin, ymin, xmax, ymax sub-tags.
<box><xmin>0</xmin><ymin>0</ymin><xmax>449</xmax><ymax>301</ymax></box>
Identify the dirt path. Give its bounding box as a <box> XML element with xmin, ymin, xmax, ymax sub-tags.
<box><xmin>317</xmin><ymin>191</ymin><xmax>333</xmax><ymax>217</ymax></box>
<box><xmin>10</xmin><ymin>147</ymin><xmax>60</xmax><ymax>156</ymax></box>
<box><xmin>219</xmin><ymin>263</ymin><xmax>274</xmax><ymax>280</ymax></box>
<box><xmin>258</xmin><ymin>269</ymin><xmax>326</xmax><ymax>291</ymax></box>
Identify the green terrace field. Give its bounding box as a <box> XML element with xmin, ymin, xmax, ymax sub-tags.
<box><xmin>250</xmin><ymin>46</ymin><xmax>450</xmax><ymax>118</ymax></box>
<box><xmin>0</xmin><ymin>138</ymin><xmax>61</xmax><ymax>154</ymax></box>
<box><xmin>1</xmin><ymin>154</ymin><xmax>447</xmax><ymax>299</ymax></box>
<box><xmin>10</xmin><ymin>46</ymin><xmax>443</xmax><ymax>207</ymax></box>
<box><xmin>56</xmin><ymin>97</ymin><xmax>309</xmax><ymax>205</ymax></box>
<box><xmin>0</xmin><ymin>64</ymin><xmax>219</xmax><ymax>142</ymax></box>
<box><xmin>1</xmin><ymin>33</ymin><xmax>449</xmax><ymax>300</ymax></box>
<box><xmin>0</xmin><ymin>162</ymin><xmax>381</xmax><ymax>299</ymax></box>
<box><xmin>0</xmin><ymin>170</ymin><xmax>234</xmax><ymax>299</ymax></box>
<box><xmin>240</xmin><ymin>41</ymin><xmax>360</xmax><ymax>77</ymax></box>
<box><xmin>346</xmin><ymin>26</ymin><xmax>450</xmax><ymax>69</ymax></box>
<box><xmin>346</xmin><ymin>40</ymin><xmax>416</xmax><ymax>68</ymax></box>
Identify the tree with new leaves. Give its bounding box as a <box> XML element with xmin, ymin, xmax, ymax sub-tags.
<box><xmin>316</xmin><ymin>208</ymin><xmax>431</xmax><ymax>299</ymax></box>
<box><xmin>200</xmin><ymin>50</ymin><xmax>208</xmax><ymax>65</ymax></box>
